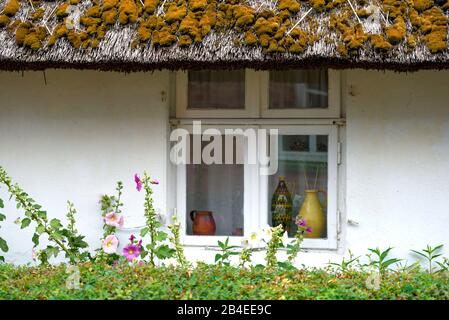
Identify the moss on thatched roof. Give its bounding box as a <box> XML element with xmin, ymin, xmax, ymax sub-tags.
<box><xmin>1</xmin><ymin>0</ymin><xmax>449</xmax><ymax>71</ymax></box>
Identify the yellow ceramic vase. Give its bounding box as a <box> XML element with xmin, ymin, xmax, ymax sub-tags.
<box><xmin>298</xmin><ymin>189</ymin><xmax>327</xmax><ymax>238</ymax></box>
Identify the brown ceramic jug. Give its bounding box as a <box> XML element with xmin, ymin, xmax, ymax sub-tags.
<box><xmin>190</xmin><ymin>210</ymin><xmax>216</xmax><ymax>235</ymax></box>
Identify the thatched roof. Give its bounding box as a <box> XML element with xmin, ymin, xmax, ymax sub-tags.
<box><xmin>1</xmin><ymin>0</ymin><xmax>449</xmax><ymax>71</ymax></box>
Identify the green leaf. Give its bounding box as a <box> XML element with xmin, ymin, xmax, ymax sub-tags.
<box><xmin>380</xmin><ymin>247</ymin><xmax>393</xmax><ymax>260</ymax></box>
<box><xmin>45</xmin><ymin>246</ymin><xmax>60</xmax><ymax>258</ymax></box>
<box><xmin>32</xmin><ymin>233</ymin><xmax>40</xmax><ymax>246</ymax></box>
<box><xmin>411</xmin><ymin>249</ymin><xmax>428</xmax><ymax>259</ymax></box>
<box><xmin>383</xmin><ymin>258</ymin><xmax>401</xmax><ymax>268</ymax></box>
<box><xmin>21</xmin><ymin>218</ymin><xmax>31</xmax><ymax>229</ymax></box>
<box><xmin>140</xmin><ymin>227</ymin><xmax>149</xmax><ymax>237</ymax></box>
<box><xmin>215</xmin><ymin>254</ymin><xmax>222</xmax><ymax>262</ymax></box>
<box><xmin>36</xmin><ymin>224</ymin><xmax>45</xmax><ymax>234</ymax></box>
<box><xmin>154</xmin><ymin>231</ymin><xmax>168</xmax><ymax>242</ymax></box>
<box><xmin>52</xmin><ymin>232</ymin><xmax>63</xmax><ymax>241</ymax></box>
<box><xmin>0</xmin><ymin>213</ymin><xmax>6</xmax><ymax>222</ymax></box>
<box><xmin>0</xmin><ymin>237</ymin><xmax>8</xmax><ymax>252</ymax></box>
<box><xmin>0</xmin><ymin>199</ymin><xmax>4</xmax><ymax>208</ymax></box>
<box><xmin>37</xmin><ymin>211</ymin><xmax>47</xmax><ymax>219</ymax></box>
<box><xmin>155</xmin><ymin>244</ymin><xmax>175</xmax><ymax>259</ymax></box>
<box><xmin>50</xmin><ymin>218</ymin><xmax>62</xmax><ymax>229</ymax></box>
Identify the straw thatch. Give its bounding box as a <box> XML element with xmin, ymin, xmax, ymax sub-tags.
<box><xmin>1</xmin><ymin>0</ymin><xmax>449</xmax><ymax>71</ymax></box>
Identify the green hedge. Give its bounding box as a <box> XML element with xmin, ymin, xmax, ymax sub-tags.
<box><xmin>0</xmin><ymin>263</ymin><xmax>448</xmax><ymax>300</ymax></box>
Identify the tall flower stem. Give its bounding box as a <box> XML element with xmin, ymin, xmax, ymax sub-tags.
<box><xmin>168</xmin><ymin>215</ymin><xmax>188</xmax><ymax>269</ymax></box>
<box><xmin>0</xmin><ymin>166</ymin><xmax>72</xmax><ymax>259</ymax></box>
<box><xmin>142</xmin><ymin>172</ymin><xmax>157</xmax><ymax>266</ymax></box>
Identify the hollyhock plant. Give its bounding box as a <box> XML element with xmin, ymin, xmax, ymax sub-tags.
<box><xmin>287</xmin><ymin>217</ymin><xmax>313</xmax><ymax>262</ymax></box>
<box><xmin>134</xmin><ymin>174</ymin><xmax>142</xmax><ymax>192</ymax></box>
<box><xmin>104</xmin><ymin>212</ymin><xmax>124</xmax><ymax>228</ymax></box>
<box><xmin>102</xmin><ymin>235</ymin><xmax>119</xmax><ymax>254</ymax></box>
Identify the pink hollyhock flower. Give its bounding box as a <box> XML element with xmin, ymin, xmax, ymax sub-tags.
<box><xmin>150</xmin><ymin>179</ymin><xmax>159</xmax><ymax>185</ymax></box>
<box><xmin>134</xmin><ymin>174</ymin><xmax>142</xmax><ymax>192</ymax></box>
<box><xmin>32</xmin><ymin>249</ymin><xmax>37</xmax><ymax>261</ymax></box>
<box><xmin>295</xmin><ymin>217</ymin><xmax>307</xmax><ymax>227</ymax></box>
<box><xmin>138</xmin><ymin>260</ymin><xmax>145</xmax><ymax>266</ymax></box>
<box><xmin>102</xmin><ymin>234</ymin><xmax>119</xmax><ymax>254</ymax></box>
<box><xmin>123</xmin><ymin>243</ymin><xmax>141</xmax><ymax>262</ymax></box>
<box><xmin>306</xmin><ymin>227</ymin><xmax>313</xmax><ymax>233</ymax></box>
<box><xmin>129</xmin><ymin>234</ymin><xmax>136</xmax><ymax>242</ymax></box>
<box><xmin>104</xmin><ymin>212</ymin><xmax>124</xmax><ymax>228</ymax></box>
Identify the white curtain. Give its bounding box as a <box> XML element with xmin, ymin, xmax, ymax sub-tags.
<box><xmin>269</xmin><ymin>69</ymin><xmax>328</xmax><ymax>109</ymax></box>
<box><xmin>188</xmin><ymin>70</ymin><xmax>245</xmax><ymax>110</ymax></box>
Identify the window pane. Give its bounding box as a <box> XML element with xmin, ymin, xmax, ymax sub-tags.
<box><xmin>269</xmin><ymin>70</ymin><xmax>328</xmax><ymax>109</ymax></box>
<box><xmin>269</xmin><ymin>135</ymin><xmax>328</xmax><ymax>238</ymax></box>
<box><xmin>186</xmin><ymin>135</ymin><xmax>244</xmax><ymax>236</ymax></box>
<box><xmin>188</xmin><ymin>70</ymin><xmax>245</xmax><ymax>109</ymax></box>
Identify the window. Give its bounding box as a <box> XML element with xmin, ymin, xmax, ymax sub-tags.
<box><xmin>176</xmin><ymin>69</ymin><xmax>259</xmax><ymax>118</ymax></box>
<box><xmin>188</xmin><ymin>70</ymin><xmax>245</xmax><ymax>110</ymax></box>
<box><xmin>174</xmin><ymin>69</ymin><xmax>342</xmax><ymax>249</ymax></box>
<box><xmin>176</xmin><ymin>127</ymin><xmax>259</xmax><ymax>246</ymax></box>
<box><xmin>269</xmin><ymin>69</ymin><xmax>328</xmax><ymax>109</ymax></box>
<box><xmin>260</xmin><ymin>125</ymin><xmax>339</xmax><ymax>249</ymax></box>
<box><xmin>261</xmin><ymin>69</ymin><xmax>340</xmax><ymax>118</ymax></box>
<box><xmin>186</xmin><ymin>136</ymin><xmax>244</xmax><ymax>236</ymax></box>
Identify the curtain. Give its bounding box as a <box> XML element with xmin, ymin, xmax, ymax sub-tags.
<box><xmin>269</xmin><ymin>69</ymin><xmax>328</xmax><ymax>109</ymax></box>
<box><xmin>188</xmin><ymin>70</ymin><xmax>245</xmax><ymax>109</ymax></box>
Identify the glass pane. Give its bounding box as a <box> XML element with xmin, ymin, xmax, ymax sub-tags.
<box><xmin>188</xmin><ymin>70</ymin><xmax>245</xmax><ymax>109</ymax></box>
<box><xmin>269</xmin><ymin>69</ymin><xmax>328</xmax><ymax>109</ymax></box>
<box><xmin>186</xmin><ymin>135</ymin><xmax>244</xmax><ymax>236</ymax></box>
<box><xmin>269</xmin><ymin>135</ymin><xmax>328</xmax><ymax>238</ymax></box>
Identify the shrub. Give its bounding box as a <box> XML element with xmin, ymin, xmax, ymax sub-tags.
<box><xmin>0</xmin><ymin>262</ymin><xmax>447</xmax><ymax>300</ymax></box>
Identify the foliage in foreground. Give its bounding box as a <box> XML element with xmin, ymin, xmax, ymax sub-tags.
<box><xmin>0</xmin><ymin>262</ymin><xmax>447</xmax><ymax>300</ymax></box>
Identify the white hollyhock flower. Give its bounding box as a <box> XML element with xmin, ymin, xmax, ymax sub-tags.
<box><xmin>282</xmin><ymin>231</ymin><xmax>290</xmax><ymax>247</ymax></box>
<box><xmin>241</xmin><ymin>231</ymin><xmax>261</xmax><ymax>248</ymax></box>
<box><xmin>261</xmin><ymin>224</ymin><xmax>273</xmax><ymax>243</ymax></box>
<box><xmin>249</xmin><ymin>231</ymin><xmax>261</xmax><ymax>247</ymax></box>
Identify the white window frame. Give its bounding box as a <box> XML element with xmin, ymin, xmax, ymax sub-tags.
<box><xmin>176</xmin><ymin>124</ymin><xmax>260</xmax><ymax>247</ymax></box>
<box><xmin>176</xmin><ymin>69</ymin><xmax>260</xmax><ymax>119</ymax></box>
<box><xmin>260</xmin><ymin>69</ymin><xmax>341</xmax><ymax>118</ymax></box>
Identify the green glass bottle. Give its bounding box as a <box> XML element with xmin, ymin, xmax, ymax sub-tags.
<box><xmin>271</xmin><ymin>176</ymin><xmax>293</xmax><ymax>234</ymax></box>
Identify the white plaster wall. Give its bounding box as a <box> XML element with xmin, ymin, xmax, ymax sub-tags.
<box><xmin>0</xmin><ymin>70</ymin><xmax>170</xmax><ymax>264</ymax></box>
<box><xmin>0</xmin><ymin>69</ymin><xmax>448</xmax><ymax>267</ymax></box>
<box><xmin>344</xmin><ymin>69</ymin><xmax>449</xmax><ymax>264</ymax></box>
